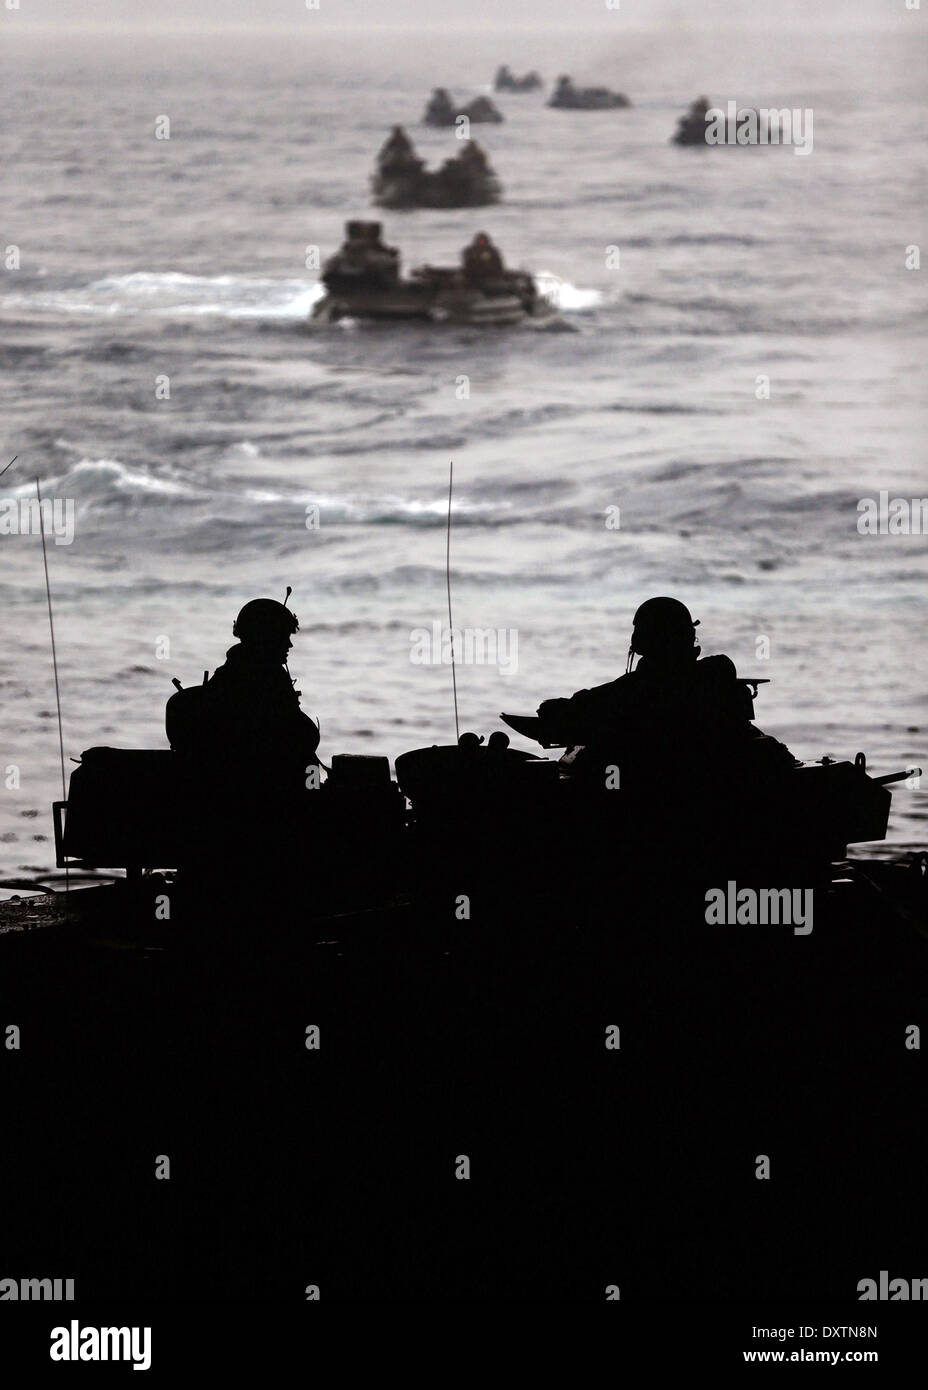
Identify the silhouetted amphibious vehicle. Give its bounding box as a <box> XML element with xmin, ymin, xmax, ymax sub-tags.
<box><xmin>548</xmin><ymin>75</ymin><xmax>630</xmax><ymax>110</ymax></box>
<box><xmin>395</xmin><ymin>732</ymin><xmax>912</xmax><ymax>894</ymax></box>
<box><xmin>54</xmin><ymin>725</ymin><xmax>914</xmax><ymax>908</ymax></box>
<box><xmin>422</xmin><ymin>88</ymin><xmax>504</xmax><ymax>127</ymax></box>
<box><xmin>371</xmin><ymin>130</ymin><xmax>501</xmax><ymax>211</ymax></box>
<box><xmin>672</xmin><ymin>96</ymin><xmax>778</xmax><ymax>147</ymax></box>
<box><xmin>494</xmin><ymin>66</ymin><xmax>543</xmax><ymax>94</ymax></box>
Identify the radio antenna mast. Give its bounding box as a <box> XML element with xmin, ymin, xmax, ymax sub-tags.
<box><xmin>36</xmin><ymin>477</ymin><xmax>69</xmax><ymax>905</ymax></box>
<box><xmin>446</xmin><ymin>460</ymin><xmax>460</xmax><ymax>742</ymax></box>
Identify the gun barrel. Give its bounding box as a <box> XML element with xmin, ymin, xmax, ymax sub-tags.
<box><xmin>873</xmin><ymin>768</ymin><xmax>921</xmax><ymax>786</ymax></box>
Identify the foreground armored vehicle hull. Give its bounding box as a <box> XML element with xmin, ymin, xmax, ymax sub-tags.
<box><xmin>51</xmin><ymin>730</ymin><xmax>911</xmax><ymax>896</ymax></box>
<box><xmin>6</xmin><ymin>694</ymin><xmax>922</xmax><ymax>1308</ymax></box>
<box><xmin>3</xmin><ymin>818</ymin><xmax>926</xmax><ymax>1304</ymax></box>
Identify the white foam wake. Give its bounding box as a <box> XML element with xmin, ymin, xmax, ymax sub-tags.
<box><xmin>3</xmin><ymin>269</ymin><xmax>601</xmax><ymax>320</ymax></box>
<box><xmin>3</xmin><ymin>272</ymin><xmax>325</xmax><ymax>321</ymax></box>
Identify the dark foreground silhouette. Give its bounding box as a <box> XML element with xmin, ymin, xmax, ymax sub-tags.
<box><xmin>55</xmin><ymin>593</ymin><xmax>909</xmax><ymax>893</ymax></box>
<box><xmin>4</xmin><ymin>593</ymin><xmax>923</xmax><ymax>1300</ymax></box>
<box><xmin>532</xmin><ymin>596</ymin><xmax>795</xmax><ymax>787</ymax></box>
<box><xmin>2</xmin><ymin>849</ymin><xmax>926</xmax><ymax>1299</ymax></box>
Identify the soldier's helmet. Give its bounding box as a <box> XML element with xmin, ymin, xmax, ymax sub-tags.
<box><xmin>233</xmin><ymin>598</ymin><xmax>299</xmax><ymax>642</ymax></box>
<box><xmin>630</xmin><ymin>596</ymin><xmax>699</xmax><ymax>657</ymax></box>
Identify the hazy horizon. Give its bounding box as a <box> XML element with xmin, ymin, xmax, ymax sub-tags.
<box><xmin>1</xmin><ymin>0</ymin><xmax>919</xmax><ymax>32</ymax></box>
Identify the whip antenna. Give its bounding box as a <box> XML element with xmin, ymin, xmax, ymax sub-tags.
<box><xmin>36</xmin><ymin>477</ymin><xmax>69</xmax><ymax>905</ymax></box>
<box><xmin>446</xmin><ymin>460</ymin><xmax>460</xmax><ymax>742</ymax></box>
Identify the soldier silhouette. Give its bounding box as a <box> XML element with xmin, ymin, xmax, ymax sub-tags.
<box><xmin>462</xmin><ymin>231</ymin><xmax>504</xmax><ymax>281</ymax></box>
<box><xmin>167</xmin><ymin>594</ymin><xmax>320</xmax><ymax>814</ymax></box>
<box><xmin>535</xmin><ymin>597</ymin><xmax>795</xmax><ymax>790</ymax></box>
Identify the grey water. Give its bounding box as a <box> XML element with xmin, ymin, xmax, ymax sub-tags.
<box><xmin>1</xmin><ymin>21</ymin><xmax>926</xmax><ymax>875</ymax></box>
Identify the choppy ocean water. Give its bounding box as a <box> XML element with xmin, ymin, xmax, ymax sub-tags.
<box><xmin>1</xmin><ymin>24</ymin><xmax>926</xmax><ymax>875</ymax></box>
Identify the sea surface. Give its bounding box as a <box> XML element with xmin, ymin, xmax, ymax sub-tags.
<box><xmin>1</xmin><ymin>23</ymin><xmax>926</xmax><ymax>877</ymax></box>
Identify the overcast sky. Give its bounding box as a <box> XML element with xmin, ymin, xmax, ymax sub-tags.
<box><xmin>2</xmin><ymin>0</ymin><xmax>914</xmax><ymax>31</ymax></box>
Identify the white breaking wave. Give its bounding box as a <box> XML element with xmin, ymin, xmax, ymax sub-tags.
<box><xmin>21</xmin><ymin>452</ymin><xmax>510</xmax><ymax>519</ymax></box>
<box><xmin>3</xmin><ymin>270</ymin><xmax>601</xmax><ymax>321</ymax></box>
<box><xmin>20</xmin><ymin>456</ymin><xmax>200</xmax><ymax>500</ymax></box>
<box><xmin>3</xmin><ymin>272</ymin><xmax>326</xmax><ymax>321</ymax></box>
<box><xmin>237</xmin><ymin>489</ymin><xmax>511</xmax><ymax>521</ymax></box>
<box><xmin>533</xmin><ymin>274</ymin><xmax>603</xmax><ymax>312</ymax></box>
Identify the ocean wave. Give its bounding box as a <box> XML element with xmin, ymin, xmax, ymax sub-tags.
<box><xmin>17</xmin><ymin>456</ymin><xmax>200</xmax><ymax>501</ymax></box>
<box><xmin>608</xmin><ymin>401</ymin><xmax>723</xmax><ymax>416</ymax></box>
<box><xmin>534</xmin><ymin>275</ymin><xmax>602</xmax><ymax>312</ymax></box>
<box><xmin>1</xmin><ymin>270</ymin><xmax>601</xmax><ymax>324</ymax></box>
<box><xmin>1</xmin><ymin>272</ymin><xmax>325</xmax><ymax>322</ymax></box>
<box><xmin>621</xmin><ymin>234</ymin><xmax>762</xmax><ymax>248</ymax></box>
<box><xmin>13</xmin><ymin>453</ymin><xmax>531</xmax><ymax>527</ymax></box>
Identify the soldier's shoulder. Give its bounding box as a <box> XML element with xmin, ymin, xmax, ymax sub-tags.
<box><xmin>576</xmin><ymin>672</ymin><xmax>630</xmax><ymax>702</ymax></box>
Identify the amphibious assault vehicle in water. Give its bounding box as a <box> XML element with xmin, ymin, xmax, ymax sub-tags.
<box><xmin>371</xmin><ymin>128</ymin><xmax>501</xmax><ymax>211</ymax></box>
<box><xmin>422</xmin><ymin>88</ymin><xmax>504</xmax><ymax>127</ymax></box>
<box><xmin>494</xmin><ymin>66</ymin><xmax>543</xmax><ymax>93</ymax></box>
<box><xmin>312</xmin><ymin>221</ymin><xmax>558</xmax><ymax>327</ymax></box>
<box><xmin>672</xmin><ymin>96</ymin><xmax>776</xmax><ymax>147</ymax></box>
<box><xmin>548</xmin><ymin>75</ymin><xmax>631</xmax><ymax>110</ymax></box>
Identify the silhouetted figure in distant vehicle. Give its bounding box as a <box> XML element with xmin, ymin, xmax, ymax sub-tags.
<box><xmin>456</xmin><ymin>140</ymin><xmax>491</xmax><ymax>175</ymax></box>
<box><xmin>672</xmin><ymin>96</ymin><xmax>712</xmax><ymax>146</ymax></box>
<box><xmin>376</xmin><ymin>125</ymin><xmax>425</xmax><ymax>181</ymax></box>
<box><xmin>537</xmin><ymin>596</ymin><xmax>795</xmax><ymax>790</ymax></box>
<box><xmin>423</xmin><ymin>87</ymin><xmax>457</xmax><ymax>126</ymax></box>
<box><xmin>462</xmin><ymin>230</ymin><xmax>505</xmax><ymax>282</ymax></box>
<box><xmin>168</xmin><ymin>597</ymin><xmax>320</xmax><ymax>816</ymax></box>
<box><xmin>321</xmin><ymin>221</ymin><xmax>401</xmax><ymax>293</ymax></box>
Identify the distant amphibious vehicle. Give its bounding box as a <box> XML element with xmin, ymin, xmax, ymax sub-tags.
<box><xmin>548</xmin><ymin>75</ymin><xmax>631</xmax><ymax>110</ymax></box>
<box><xmin>311</xmin><ymin>221</ymin><xmax>558</xmax><ymax>327</ymax></box>
<box><xmin>672</xmin><ymin>96</ymin><xmax>777</xmax><ymax>147</ymax></box>
<box><xmin>494</xmin><ymin>65</ymin><xmax>543</xmax><ymax>93</ymax></box>
<box><xmin>422</xmin><ymin>88</ymin><xmax>504</xmax><ymax>127</ymax></box>
<box><xmin>371</xmin><ymin>127</ymin><xmax>501</xmax><ymax>210</ymax></box>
